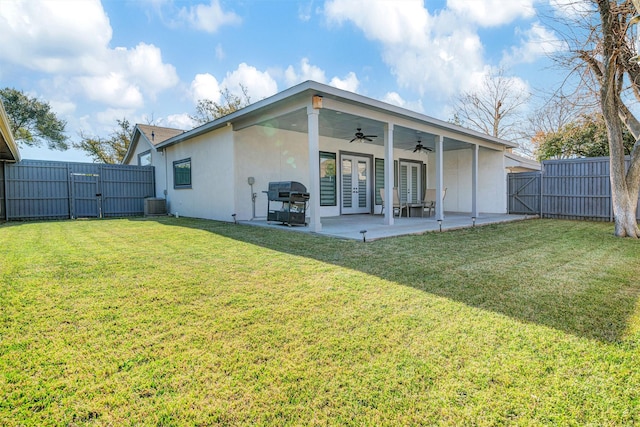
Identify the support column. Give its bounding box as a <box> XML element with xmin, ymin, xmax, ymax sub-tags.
<box><xmin>384</xmin><ymin>123</ymin><xmax>394</xmax><ymax>225</ymax></box>
<box><xmin>471</xmin><ymin>144</ymin><xmax>479</xmax><ymax>218</ymax></box>
<box><xmin>435</xmin><ymin>135</ymin><xmax>444</xmax><ymax>221</ymax></box>
<box><xmin>307</xmin><ymin>105</ymin><xmax>322</xmax><ymax>232</ymax></box>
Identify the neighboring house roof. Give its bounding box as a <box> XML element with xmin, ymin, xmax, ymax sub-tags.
<box><xmin>505</xmin><ymin>151</ymin><xmax>541</xmax><ymax>172</ymax></box>
<box><xmin>0</xmin><ymin>99</ymin><xmax>20</xmax><ymax>162</ymax></box>
<box><xmin>137</xmin><ymin>124</ymin><xmax>185</xmax><ymax>146</ymax></box>
<box><xmin>155</xmin><ymin>80</ymin><xmax>518</xmax><ymax>152</ymax></box>
<box><xmin>122</xmin><ymin>124</ymin><xmax>185</xmax><ymax>164</ymax></box>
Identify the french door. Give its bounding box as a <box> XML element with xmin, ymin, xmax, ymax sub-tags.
<box><xmin>341</xmin><ymin>154</ymin><xmax>371</xmax><ymax>214</ymax></box>
<box><xmin>399</xmin><ymin>161</ymin><xmax>421</xmax><ymax>204</ymax></box>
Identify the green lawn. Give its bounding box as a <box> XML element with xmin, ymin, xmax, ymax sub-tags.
<box><xmin>1</xmin><ymin>217</ymin><xmax>639</xmax><ymax>426</ymax></box>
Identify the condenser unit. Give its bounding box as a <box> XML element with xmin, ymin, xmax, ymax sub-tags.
<box><xmin>144</xmin><ymin>197</ymin><xmax>167</xmax><ymax>216</ymax></box>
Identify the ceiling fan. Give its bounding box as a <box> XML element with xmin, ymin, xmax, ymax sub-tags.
<box><xmin>349</xmin><ymin>128</ymin><xmax>377</xmax><ymax>142</ymax></box>
<box><xmin>412</xmin><ymin>140</ymin><xmax>433</xmax><ymax>153</ymax></box>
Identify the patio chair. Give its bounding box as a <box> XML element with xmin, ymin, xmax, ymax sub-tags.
<box><xmin>422</xmin><ymin>187</ymin><xmax>447</xmax><ymax>216</ymax></box>
<box><xmin>380</xmin><ymin>188</ymin><xmax>408</xmax><ymax>217</ymax></box>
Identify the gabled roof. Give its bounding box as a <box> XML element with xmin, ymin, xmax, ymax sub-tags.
<box><xmin>122</xmin><ymin>124</ymin><xmax>185</xmax><ymax>164</ymax></box>
<box><xmin>155</xmin><ymin>80</ymin><xmax>518</xmax><ymax>152</ymax></box>
<box><xmin>137</xmin><ymin>124</ymin><xmax>185</xmax><ymax>146</ymax></box>
<box><xmin>0</xmin><ymin>99</ymin><xmax>20</xmax><ymax>162</ymax></box>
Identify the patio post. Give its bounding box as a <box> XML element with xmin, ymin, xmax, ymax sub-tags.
<box><xmin>307</xmin><ymin>104</ymin><xmax>322</xmax><ymax>232</ymax></box>
<box><xmin>435</xmin><ymin>134</ymin><xmax>444</xmax><ymax>221</ymax></box>
<box><xmin>471</xmin><ymin>143</ymin><xmax>478</xmax><ymax>218</ymax></box>
<box><xmin>384</xmin><ymin>123</ymin><xmax>394</xmax><ymax>225</ymax></box>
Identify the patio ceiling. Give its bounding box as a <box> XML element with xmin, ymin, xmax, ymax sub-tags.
<box><xmin>252</xmin><ymin>107</ymin><xmax>474</xmax><ymax>152</ymax></box>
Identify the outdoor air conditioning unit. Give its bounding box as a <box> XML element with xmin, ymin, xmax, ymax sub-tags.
<box><xmin>144</xmin><ymin>197</ymin><xmax>167</xmax><ymax>216</ymax></box>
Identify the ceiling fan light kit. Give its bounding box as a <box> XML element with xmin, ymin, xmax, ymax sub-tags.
<box><xmin>412</xmin><ymin>140</ymin><xmax>433</xmax><ymax>153</ymax></box>
<box><xmin>349</xmin><ymin>127</ymin><xmax>377</xmax><ymax>143</ymax></box>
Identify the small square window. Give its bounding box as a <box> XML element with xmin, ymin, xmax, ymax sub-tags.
<box><xmin>174</xmin><ymin>158</ymin><xmax>191</xmax><ymax>189</ymax></box>
<box><xmin>138</xmin><ymin>150</ymin><xmax>151</xmax><ymax>166</ymax></box>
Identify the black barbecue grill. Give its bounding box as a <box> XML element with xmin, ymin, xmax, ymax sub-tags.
<box><xmin>264</xmin><ymin>181</ymin><xmax>309</xmax><ymax>226</ymax></box>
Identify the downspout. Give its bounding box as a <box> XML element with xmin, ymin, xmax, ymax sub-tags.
<box><xmin>164</xmin><ymin>148</ymin><xmax>169</xmax><ymax>210</ymax></box>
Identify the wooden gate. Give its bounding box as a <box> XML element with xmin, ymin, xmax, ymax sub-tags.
<box><xmin>508</xmin><ymin>172</ymin><xmax>541</xmax><ymax>215</ymax></box>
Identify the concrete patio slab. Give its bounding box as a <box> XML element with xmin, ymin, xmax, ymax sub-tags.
<box><xmin>241</xmin><ymin>212</ymin><xmax>536</xmax><ymax>241</ymax></box>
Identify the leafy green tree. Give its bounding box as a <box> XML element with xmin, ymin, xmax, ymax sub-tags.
<box><xmin>0</xmin><ymin>87</ymin><xmax>68</xmax><ymax>150</ymax></box>
<box><xmin>534</xmin><ymin>114</ymin><xmax>635</xmax><ymax>160</ymax></box>
<box><xmin>190</xmin><ymin>85</ymin><xmax>251</xmax><ymax>125</ymax></box>
<box><xmin>74</xmin><ymin>119</ymin><xmax>132</xmax><ymax>164</ymax></box>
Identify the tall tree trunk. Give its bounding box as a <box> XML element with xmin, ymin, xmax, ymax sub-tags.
<box><xmin>599</xmin><ymin>0</ymin><xmax>640</xmax><ymax>237</ymax></box>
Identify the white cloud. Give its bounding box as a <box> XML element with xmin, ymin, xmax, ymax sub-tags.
<box><xmin>324</xmin><ymin>0</ymin><xmax>542</xmax><ymax>100</ymax></box>
<box><xmin>502</xmin><ymin>22</ymin><xmax>567</xmax><ymax>66</ymax></box>
<box><xmin>49</xmin><ymin>99</ymin><xmax>77</xmax><ymax>116</ymax></box>
<box><xmin>190</xmin><ymin>73</ymin><xmax>221</xmax><ymax>103</ymax></box>
<box><xmin>324</xmin><ymin>0</ymin><xmax>487</xmax><ymax>98</ymax></box>
<box><xmin>382</xmin><ymin>92</ymin><xmax>406</xmax><ymax>107</ymax></box>
<box><xmin>447</xmin><ymin>0</ymin><xmax>535</xmax><ymax>27</ymax></box>
<box><xmin>329</xmin><ymin>72</ymin><xmax>359</xmax><ymax>92</ymax></box>
<box><xmin>325</xmin><ymin>0</ymin><xmax>429</xmax><ymax>47</ymax></box>
<box><xmin>176</xmin><ymin>0</ymin><xmax>241</xmax><ymax>33</ymax></box>
<box><xmin>284</xmin><ymin>58</ymin><xmax>361</xmax><ymax>93</ymax></box>
<box><xmin>0</xmin><ymin>0</ymin><xmax>179</xmax><ymax>110</ymax></box>
<box><xmin>189</xmin><ymin>64</ymin><xmax>278</xmax><ymax>105</ymax></box>
<box><xmin>285</xmin><ymin>58</ymin><xmax>327</xmax><ymax>86</ymax></box>
<box><xmin>95</xmin><ymin>108</ymin><xmax>137</xmax><ymax>128</ymax></box>
<box><xmin>164</xmin><ymin>113</ymin><xmax>196</xmax><ymax>130</ymax></box>
<box><xmin>77</xmin><ymin>73</ymin><xmax>144</xmax><ymax>108</ymax></box>
<box><xmin>121</xmin><ymin>43</ymin><xmax>179</xmax><ymax>98</ymax></box>
<box><xmin>381</xmin><ymin>92</ymin><xmax>424</xmax><ymax>113</ymax></box>
<box><xmin>220</xmin><ymin>63</ymin><xmax>278</xmax><ymax>101</ymax></box>
<box><xmin>0</xmin><ymin>0</ymin><xmax>111</xmax><ymax>73</ymax></box>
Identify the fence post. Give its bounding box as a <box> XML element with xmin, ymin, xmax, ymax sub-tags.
<box><xmin>2</xmin><ymin>162</ymin><xmax>7</xmax><ymax>221</ymax></box>
<box><xmin>539</xmin><ymin>162</ymin><xmax>544</xmax><ymax>218</ymax></box>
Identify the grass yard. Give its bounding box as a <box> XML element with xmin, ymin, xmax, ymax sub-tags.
<box><xmin>1</xmin><ymin>217</ymin><xmax>639</xmax><ymax>426</ymax></box>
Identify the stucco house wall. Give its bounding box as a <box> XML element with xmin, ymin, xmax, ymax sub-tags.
<box><xmin>127</xmin><ymin>81</ymin><xmax>518</xmax><ymax>224</ymax></box>
<box><xmin>234</xmin><ymin>126</ymin><xmax>310</xmax><ymax>221</ymax></box>
<box><xmin>429</xmin><ymin>147</ymin><xmax>506</xmax><ymax>214</ymax></box>
<box><xmin>164</xmin><ymin>127</ymin><xmax>235</xmax><ymax>220</ymax></box>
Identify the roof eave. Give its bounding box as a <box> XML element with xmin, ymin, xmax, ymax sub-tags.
<box><xmin>156</xmin><ymin>80</ymin><xmax>517</xmax><ymax>150</ymax></box>
<box><xmin>121</xmin><ymin>126</ymin><xmax>145</xmax><ymax>164</ymax></box>
<box><xmin>0</xmin><ymin>100</ymin><xmax>20</xmax><ymax>162</ymax></box>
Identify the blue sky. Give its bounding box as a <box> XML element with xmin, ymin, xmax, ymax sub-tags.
<box><xmin>0</xmin><ymin>0</ymin><xmax>571</xmax><ymax>162</ymax></box>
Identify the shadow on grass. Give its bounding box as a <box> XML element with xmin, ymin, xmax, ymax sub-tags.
<box><xmin>139</xmin><ymin>216</ymin><xmax>639</xmax><ymax>343</ymax></box>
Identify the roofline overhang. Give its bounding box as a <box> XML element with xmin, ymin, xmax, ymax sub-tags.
<box><xmin>122</xmin><ymin>126</ymin><xmax>145</xmax><ymax>164</ymax></box>
<box><xmin>156</xmin><ymin>80</ymin><xmax>518</xmax><ymax>150</ymax></box>
<box><xmin>0</xmin><ymin>100</ymin><xmax>20</xmax><ymax>162</ymax></box>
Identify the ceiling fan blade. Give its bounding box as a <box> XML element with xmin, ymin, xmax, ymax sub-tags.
<box><xmin>349</xmin><ymin>137</ymin><xmax>357</xmax><ymax>143</ymax></box>
<box><xmin>364</xmin><ymin>137</ymin><xmax>372</xmax><ymax>141</ymax></box>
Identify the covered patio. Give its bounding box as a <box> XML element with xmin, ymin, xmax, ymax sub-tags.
<box><xmin>242</xmin><ymin>212</ymin><xmax>534</xmax><ymax>241</ymax></box>
<box><xmin>230</xmin><ymin>82</ymin><xmax>517</xmax><ymax>232</ymax></box>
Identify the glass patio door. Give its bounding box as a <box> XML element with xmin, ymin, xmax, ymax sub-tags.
<box><xmin>341</xmin><ymin>155</ymin><xmax>371</xmax><ymax>214</ymax></box>
<box><xmin>400</xmin><ymin>162</ymin><xmax>421</xmax><ymax>204</ymax></box>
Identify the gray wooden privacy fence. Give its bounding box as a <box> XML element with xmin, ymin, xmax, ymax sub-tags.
<box><xmin>1</xmin><ymin>160</ymin><xmax>155</xmax><ymax>221</ymax></box>
<box><xmin>508</xmin><ymin>156</ymin><xmax>640</xmax><ymax>221</ymax></box>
